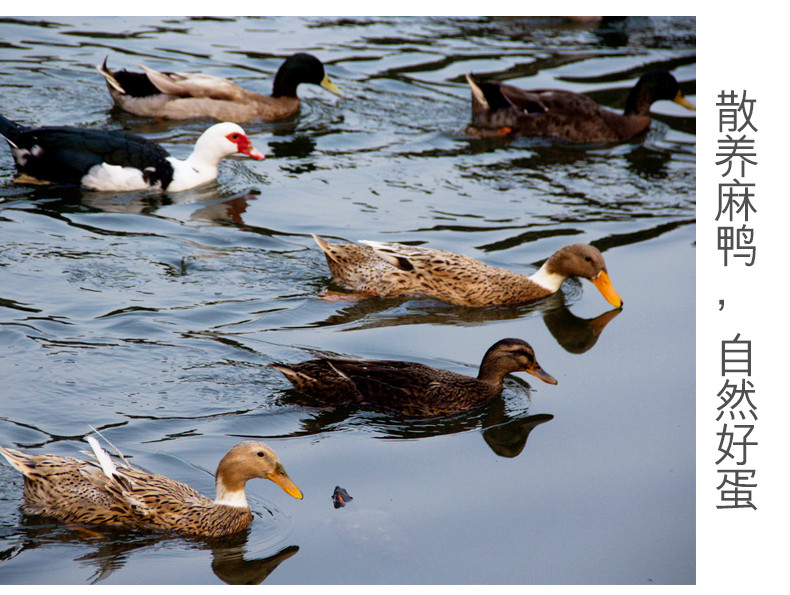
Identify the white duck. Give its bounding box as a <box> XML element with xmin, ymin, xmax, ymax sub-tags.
<box><xmin>0</xmin><ymin>115</ymin><xmax>264</xmax><ymax>192</ymax></box>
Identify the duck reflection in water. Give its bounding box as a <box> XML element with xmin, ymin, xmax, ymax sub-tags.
<box><xmin>305</xmin><ymin>290</ymin><xmax>621</xmax><ymax>355</ymax></box>
<box><xmin>271</xmin><ymin>389</ymin><xmax>555</xmax><ymax>460</ymax></box>
<box><xmin>7</xmin><ymin>516</ymin><xmax>298</xmax><ymax>584</ymax></box>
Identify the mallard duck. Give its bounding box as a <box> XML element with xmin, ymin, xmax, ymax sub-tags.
<box><xmin>0</xmin><ymin>116</ymin><xmax>263</xmax><ymax>191</ymax></box>
<box><xmin>271</xmin><ymin>338</ymin><xmax>557</xmax><ymax>417</ymax></box>
<box><xmin>0</xmin><ymin>438</ymin><xmax>302</xmax><ymax>537</ymax></box>
<box><xmin>312</xmin><ymin>235</ymin><xmax>623</xmax><ymax>308</ymax></box>
<box><xmin>98</xmin><ymin>53</ymin><xmax>343</xmax><ymax>122</ymax></box>
<box><xmin>465</xmin><ymin>70</ymin><xmax>695</xmax><ymax>142</ymax></box>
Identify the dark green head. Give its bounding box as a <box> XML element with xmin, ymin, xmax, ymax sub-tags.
<box><xmin>271</xmin><ymin>53</ymin><xmax>343</xmax><ymax>98</ymax></box>
<box><xmin>624</xmin><ymin>70</ymin><xmax>695</xmax><ymax>115</ymax></box>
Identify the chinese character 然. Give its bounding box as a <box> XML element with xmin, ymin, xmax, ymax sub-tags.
<box><xmin>716</xmin><ymin>469</ymin><xmax>757</xmax><ymax>509</ymax></box>
<box><xmin>721</xmin><ymin>333</ymin><xmax>751</xmax><ymax>376</ymax></box>
<box><xmin>716</xmin><ymin>134</ymin><xmax>757</xmax><ymax>177</ymax></box>
<box><xmin>717</xmin><ymin>378</ymin><xmax>757</xmax><ymax>421</ymax></box>
<box><xmin>717</xmin><ymin>90</ymin><xmax>757</xmax><ymax>133</ymax></box>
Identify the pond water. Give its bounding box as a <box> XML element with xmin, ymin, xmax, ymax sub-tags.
<box><xmin>0</xmin><ymin>16</ymin><xmax>695</xmax><ymax>585</ymax></box>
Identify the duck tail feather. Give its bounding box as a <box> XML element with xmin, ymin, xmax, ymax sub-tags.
<box><xmin>87</xmin><ymin>436</ymin><xmax>117</xmax><ymax>479</ymax></box>
<box><xmin>89</xmin><ymin>425</ymin><xmax>132</xmax><ymax>468</ymax></box>
<box><xmin>96</xmin><ymin>57</ymin><xmax>127</xmax><ymax>94</ymax></box>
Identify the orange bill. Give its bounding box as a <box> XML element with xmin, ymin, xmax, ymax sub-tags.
<box><xmin>268</xmin><ymin>465</ymin><xmax>303</xmax><ymax>499</ymax></box>
<box><xmin>591</xmin><ymin>270</ymin><xmax>623</xmax><ymax>308</ymax></box>
<box><xmin>674</xmin><ymin>90</ymin><xmax>696</xmax><ymax>111</ymax></box>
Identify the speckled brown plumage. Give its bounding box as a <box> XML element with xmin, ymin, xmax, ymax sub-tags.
<box><xmin>466</xmin><ymin>70</ymin><xmax>695</xmax><ymax>143</ymax></box>
<box><xmin>271</xmin><ymin>338</ymin><xmax>557</xmax><ymax>417</ymax></box>
<box><xmin>0</xmin><ymin>440</ymin><xmax>302</xmax><ymax>538</ymax></box>
<box><xmin>98</xmin><ymin>53</ymin><xmax>342</xmax><ymax>122</ymax></box>
<box><xmin>313</xmin><ymin>235</ymin><xmax>623</xmax><ymax>308</ymax></box>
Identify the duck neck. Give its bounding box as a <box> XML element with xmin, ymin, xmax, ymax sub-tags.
<box><xmin>213</xmin><ymin>470</ymin><xmax>249</xmax><ymax>509</ymax></box>
<box><xmin>624</xmin><ymin>85</ymin><xmax>653</xmax><ymax>116</ymax></box>
<box><xmin>477</xmin><ymin>358</ymin><xmax>510</xmax><ymax>390</ymax></box>
<box><xmin>272</xmin><ymin>66</ymin><xmax>300</xmax><ymax>98</ymax></box>
<box><xmin>184</xmin><ymin>135</ymin><xmax>229</xmax><ymax>171</ymax></box>
<box><xmin>529</xmin><ymin>261</ymin><xmax>567</xmax><ymax>293</ymax></box>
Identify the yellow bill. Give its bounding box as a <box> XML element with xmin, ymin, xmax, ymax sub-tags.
<box><xmin>674</xmin><ymin>90</ymin><xmax>695</xmax><ymax>111</ymax></box>
<box><xmin>321</xmin><ymin>74</ymin><xmax>343</xmax><ymax>97</ymax></box>
<box><xmin>591</xmin><ymin>270</ymin><xmax>624</xmax><ymax>308</ymax></box>
<box><xmin>268</xmin><ymin>464</ymin><xmax>303</xmax><ymax>499</ymax></box>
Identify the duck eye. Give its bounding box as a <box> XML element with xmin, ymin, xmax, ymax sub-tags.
<box><xmin>257</xmin><ymin>451</ymin><xmax>265</xmax><ymax>457</ymax></box>
<box><xmin>584</xmin><ymin>256</ymin><xmax>592</xmax><ymax>262</ymax></box>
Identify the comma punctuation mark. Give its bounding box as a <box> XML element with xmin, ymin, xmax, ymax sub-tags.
<box><xmin>719</xmin><ymin>299</ymin><xmax>725</xmax><ymax>311</ymax></box>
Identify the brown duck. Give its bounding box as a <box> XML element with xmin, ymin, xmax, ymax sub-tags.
<box><xmin>270</xmin><ymin>338</ymin><xmax>557</xmax><ymax>417</ymax></box>
<box><xmin>0</xmin><ymin>439</ymin><xmax>302</xmax><ymax>537</ymax></box>
<box><xmin>465</xmin><ymin>70</ymin><xmax>695</xmax><ymax>143</ymax></box>
<box><xmin>98</xmin><ymin>53</ymin><xmax>342</xmax><ymax>122</ymax></box>
<box><xmin>313</xmin><ymin>235</ymin><xmax>623</xmax><ymax>308</ymax></box>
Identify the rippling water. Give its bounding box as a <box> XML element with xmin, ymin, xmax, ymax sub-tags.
<box><xmin>0</xmin><ymin>16</ymin><xmax>695</xmax><ymax>584</ymax></box>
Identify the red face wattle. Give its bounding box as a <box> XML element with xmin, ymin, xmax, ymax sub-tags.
<box><xmin>226</xmin><ymin>132</ymin><xmax>265</xmax><ymax>160</ymax></box>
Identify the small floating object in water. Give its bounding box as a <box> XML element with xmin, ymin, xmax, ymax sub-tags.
<box><xmin>332</xmin><ymin>486</ymin><xmax>353</xmax><ymax>508</ymax></box>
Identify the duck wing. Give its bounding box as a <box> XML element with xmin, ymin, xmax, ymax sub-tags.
<box><xmin>325</xmin><ymin>358</ymin><xmax>457</xmax><ymax>402</ymax></box>
<box><xmin>495</xmin><ymin>82</ymin><xmax>549</xmax><ymax>114</ymax></box>
<box><xmin>7</xmin><ymin>125</ymin><xmax>172</xmax><ymax>186</ymax></box>
<box><xmin>525</xmin><ymin>88</ymin><xmax>610</xmax><ymax>117</ymax></box>
<box><xmin>466</xmin><ymin>74</ymin><xmax>547</xmax><ymax>116</ymax></box>
<box><xmin>139</xmin><ymin>65</ymin><xmax>249</xmax><ymax>102</ymax></box>
<box><xmin>85</xmin><ymin>465</ymin><xmax>219</xmax><ymax>528</ymax></box>
<box><xmin>360</xmin><ymin>241</ymin><xmax>481</xmax><ymax>277</ymax></box>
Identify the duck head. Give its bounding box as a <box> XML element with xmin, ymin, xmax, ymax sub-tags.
<box><xmin>192</xmin><ymin>122</ymin><xmax>265</xmax><ymax>164</ymax></box>
<box><xmin>272</xmin><ymin>53</ymin><xmax>343</xmax><ymax>98</ymax></box>
<box><xmin>543</xmin><ymin>244</ymin><xmax>623</xmax><ymax>308</ymax></box>
<box><xmin>214</xmin><ymin>441</ymin><xmax>302</xmax><ymax>508</ymax></box>
<box><xmin>626</xmin><ymin>71</ymin><xmax>695</xmax><ymax>115</ymax></box>
<box><xmin>478</xmin><ymin>338</ymin><xmax>557</xmax><ymax>386</ymax></box>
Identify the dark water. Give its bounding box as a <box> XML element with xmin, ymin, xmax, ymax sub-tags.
<box><xmin>0</xmin><ymin>16</ymin><xmax>695</xmax><ymax>584</ymax></box>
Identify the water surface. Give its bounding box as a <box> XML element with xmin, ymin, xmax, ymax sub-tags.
<box><xmin>0</xmin><ymin>16</ymin><xmax>695</xmax><ymax>584</ymax></box>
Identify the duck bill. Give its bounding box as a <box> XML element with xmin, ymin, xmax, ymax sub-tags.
<box><xmin>528</xmin><ymin>363</ymin><xmax>558</xmax><ymax>385</ymax></box>
<box><xmin>267</xmin><ymin>464</ymin><xmax>303</xmax><ymax>500</ymax></box>
<box><xmin>243</xmin><ymin>146</ymin><xmax>265</xmax><ymax>160</ymax></box>
<box><xmin>592</xmin><ymin>270</ymin><xmax>623</xmax><ymax>308</ymax></box>
<box><xmin>321</xmin><ymin>74</ymin><xmax>344</xmax><ymax>97</ymax></box>
<box><xmin>226</xmin><ymin>132</ymin><xmax>265</xmax><ymax>160</ymax></box>
<box><xmin>673</xmin><ymin>91</ymin><xmax>696</xmax><ymax>111</ymax></box>
<box><xmin>240</xmin><ymin>143</ymin><xmax>265</xmax><ymax>160</ymax></box>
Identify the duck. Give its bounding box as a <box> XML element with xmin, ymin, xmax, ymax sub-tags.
<box><xmin>98</xmin><ymin>53</ymin><xmax>343</xmax><ymax>122</ymax></box>
<box><xmin>312</xmin><ymin>235</ymin><xmax>623</xmax><ymax>308</ymax></box>
<box><xmin>465</xmin><ymin>70</ymin><xmax>695</xmax><ymax>143</ymax></box>
<box><xmin>271</xmin><ymin>338</ymin><xmax>557</xmax><ymax>417</ymax></box>
<box><xmin>0</xmin><ymin>115</ymin><xmax>264</xmax><ymax>191</ymax></box>
<box><xmin>0</xmin><ymin>438</ymin><xmax>302</xmax><ymax>538</ymax></box>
